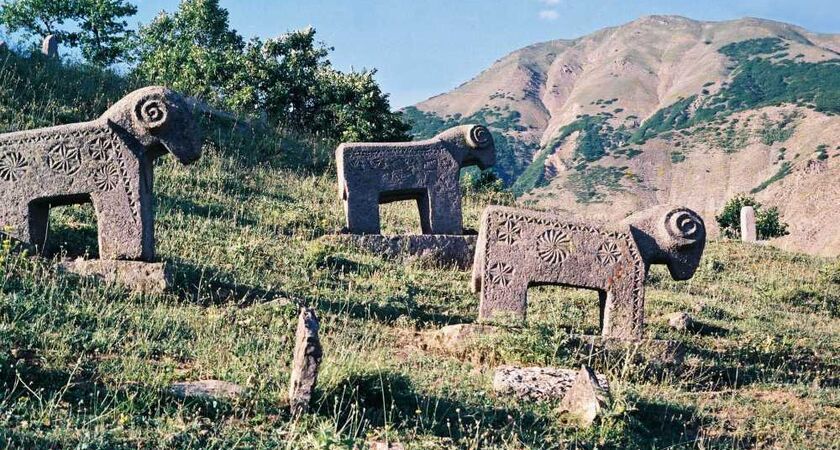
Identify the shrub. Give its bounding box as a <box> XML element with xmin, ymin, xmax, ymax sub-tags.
<box><xmin>716</xmin><ymin>194</ymin><xmax>789</xmax><ymax>239</ymax></box>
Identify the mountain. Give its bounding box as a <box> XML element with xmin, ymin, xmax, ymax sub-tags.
<box><xmin>404</xmin><ymin>16</ymin><xmax>840</xmax><ymax>256</ymax></box>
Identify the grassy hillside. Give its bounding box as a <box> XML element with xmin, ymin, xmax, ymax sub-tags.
<box><xmin>1</xmin><ymin>51</ymin><xmax>839</xmax><ymax>448</ymax></box>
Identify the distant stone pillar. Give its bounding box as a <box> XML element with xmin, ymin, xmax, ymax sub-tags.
<box><xmin>41</xmin><ymin>35</ymin><xmax>58</xmax><ymax>58</ymax></box>
<box><xmin>740</xmin><ymin>206</ymin><xmax>757</xmax><ymax>242</ymax></box>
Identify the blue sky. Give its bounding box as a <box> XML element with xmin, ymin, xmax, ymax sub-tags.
<box><xmin>135</xmin><ymin>1</ymin><xmax>839</xmax><ymax>107</ymax></box>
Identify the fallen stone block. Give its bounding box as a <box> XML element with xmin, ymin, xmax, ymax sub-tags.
<box><xmin>423</xmin><ymin>323</ymin><xmax>502</xmax><ymax>355</ymax></box>
<box><xmin>169</xmin><ymin>380</ymin><xmax>245</xmax><ymax>401</ymax></box>
<box><xmin>289</xmin><ymin>307</ymin><xmax>323</xmax><ymax>415</ymax></box>
<box><xmin>493</xmin><ymin>365</ymin><xmax>609</xmax><ymax>401</ymax></box>
<box><xmin>559</xmin><ymin>365</ymin><xmax>611</xmax><ymax>427</ymax></box>
<box><xmin>57</xmin><ymin>259</ymin><xmax>171</xmax><ymax>295</ymax></box>
<box><xmin>323</xmin><ymin>233</ymin><xmax>477</xmax><ymax>269</ymax></box>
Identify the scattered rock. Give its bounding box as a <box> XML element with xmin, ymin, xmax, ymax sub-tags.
<box><xmin>423</xmin><ymin>323</ymin><xmax>500</xmax><ymax>355</ymax></box>
<box><xmin>289</xmin><ymin>307</ymin><xmax>323</xmax><ymax>415</ymax></box>
<box><xmin>666</xmin><ymin>311</ymin><xmax>694</xmax><ymax>331</ymax></box>
<box><xmin>559</xmin><ymin>365</ymin><xmax>611</xmax><ymax>427</ymax></box>
<box><xmin>493</xmin><ymin>365</ymin><xmax>609</xmax><ymax>401</ymax></box>
<box><xmin>323</xmin><ymin>234</ymin><xmax>477</xmax><ymax>269</ymax></box>
<box><xmin>57</xmin><ymin>259</ymin><xmax>171</xmax><ymax>295</ymax></box>
<box><xmin>169</xmin><ymin>380</ymin><xmax>245</xmax><ymax>401</ymax></box>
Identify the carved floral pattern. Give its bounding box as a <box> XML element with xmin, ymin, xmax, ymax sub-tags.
<box><xmin>596</xmin><ymin>241</ymin><xmax>622</xmax><ymax>266</ymax></box>
<box><xmin>93</xmin><ymin>163</ymin><xmax>120</xmax><ymax>191</ymax></box>
<box><xmin>0</xmin><ymin>151</ymin><xmax>28</xmax><ymax>182</ymax></box>
<box><xmin>496</xmin><ymin>218</ymin><xmax>521</xmax><ymax>245</ymax></box>
<box><xmin>487</xmin><ymin>262</ymin><xmax>514</xmax><ymax>287</ymax></box>
<box><xmin>87</xmin><ymin>136</ymin><xmax>115</xmax><ymax>160</ymax></box>
<box><xmin>47</xmin><ymin>142</ymin><xmax>81</xmax><ymax>175</ymax></box>
<box><xmin>536</xmin><ymin>229</ymin><xmax>572</xmax><ymax>264</ymax></box>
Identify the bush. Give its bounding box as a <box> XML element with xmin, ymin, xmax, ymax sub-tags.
<box><xmin>716</xmin><ymin>194</ymin><xmax>789</xmax><ymax>240</ymax></box>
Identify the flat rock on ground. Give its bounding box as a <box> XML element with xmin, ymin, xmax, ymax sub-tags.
<box><xmin>169</xmin><ymin>380</ymin><xmax>245</xmax><ymax>401</ymax></box>
<box><xmin>322</xmin><ymin>234</ymin><xmax>477</xmax><ymax>269</ymax></box>
<box><xmin>666</xmin><ymin>311</ymin><xmax>695</xmax><ymax>331</ymax></box>
<box><xmin>493</xmin><ymin>365</ymin><xmax>609</xmax><ymax>401</ymax></box>
<box><xmin>423</xmin><ymin>323</ymin><xmax>501</xmax><ymax>355</ymax></box>
<box><xmin>57</xmin><ymin>259</ymin><xmax>171</xmax><ymax>295</ymax></box>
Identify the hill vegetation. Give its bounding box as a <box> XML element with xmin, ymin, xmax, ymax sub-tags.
<box><xmin>0</xmin><ymin>29</ymin><xmax>838</xmax><ymax>449</ymax></box>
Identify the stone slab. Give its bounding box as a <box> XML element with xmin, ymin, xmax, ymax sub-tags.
<box><xmin>289</xmin><ymin>307</ymin><xmax>323</xmax><ymax>415</ymax></box>
<box><xmin>57</xmin><ymin>259</ymin><xmax>171</xmax><ymax>295</ymax></box>
<box><xmin>323</xmin><ymin>233</ymin><xmax>477</xmax><ymax>269</ymax></box>
<box><xmin>169</xmin><ymin>380</ymin><xmax>244</xmax><ymax>401</ymax></box>
<box><xmin>493</xmin><ymin>365</ymin><xmax>609</xmax><ymax>401</ymax></box>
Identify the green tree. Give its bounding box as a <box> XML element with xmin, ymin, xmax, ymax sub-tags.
<box><xmin>716</xmin><ymin>194</ymin><xmax>790</xmax><ymax>240</ymax></box>
<box><xmin>133</xmin><ymin>0</ymin><xmax>245</xmax><ymax>105</ymax></box>
<box><xmin>0</xmin><ymin>0</ymin><xmax>136</xmax><ymax>66</ymax></box>
<box><xmin>76</xmin><ymin>0</ymin><xmax>137</xmax><ymax>66</ymax></box>
<box><xmin>0</xmin><ymin>0</ymin><xmax>77</xmax><ymax>42</ymax></box>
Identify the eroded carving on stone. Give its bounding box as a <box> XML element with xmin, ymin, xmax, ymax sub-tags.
<box><xmin>472</xmin><ymin>205</ymin><xmax>706</xmax><ymax>339</ymax></box>
<box><xmin>336</xmin><ymin>125</ymin><xmax>495</xmax><ymax>235</ymax></box>
<box><xmin>0</xmin><ymin>86</ymin><xmax>203</xmax><ymax>261</ymax></box>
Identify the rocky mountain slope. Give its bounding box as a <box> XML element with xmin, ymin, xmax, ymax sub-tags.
<box><xmin>404</xmin><ymin>16</ymin><xmax>840</xmax><ymax>256</ymax></box>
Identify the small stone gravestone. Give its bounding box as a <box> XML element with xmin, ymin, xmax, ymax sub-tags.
<box><xmin>740</xmin><ymin>206</ymin><xmax>757</xmax><ymax>242</ymax></box>
<box><xmin>289</xmin><ymin>307</ymin><xmax>323</xmax><ymax>415</ymax></box>
<box><xmin>41</xmin><ymin>35</ymin><xmax>58</xmax><ymax>58</ymax></box>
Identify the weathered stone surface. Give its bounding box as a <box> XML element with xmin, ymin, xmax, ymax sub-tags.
<box><xmin>57</xmin><ymin>258</ymin><xmax>171</xmax><ymax>294</ymax></box>
<box><xmin>336</xmin><ymin>125</ymin><xmax>495</xmax><ymax>235</ymax></box>
<box><xmin>740</xmin><ymin>206</ymin><xmax>757</xmax><ymax>243</ymax></box>
<box><xmin>289</xmin><ymin>307</ymin><xmax>323</xmax><ymax>415</ymax></box>
<box><xmin>41</xmin><ymin>35</ymin><xmax>58</xmax><ymax>58</ymax></box>
<box><xmin>472</xmin><ymin>204</ymin><xmax>706</xmax><ymax>339</ymax></box>
<box><xmin>423</xmin><ymin>323</ymin><xmax>500</xmax><ymax>354</ymax></box>
<box><xmin>0</xmin><ymin>86</ymin><xmax>203</xmax><ymax>261</ymax></box>
<box><xmin>169</xmin><ymin>380</ymin><xmax>245</xmax><ymax>401</ymax></box>
<box><xmin>666</xmin><ymin>311</ymin><xmax>694</xmax><ymax>331</ymax></box>
<box><xmin>370</xmin><ymin>442</ymin><xmax>405</xmax><ymax>450</ymax></box>
<box><xmin>324</xmin><ymin>233</ymin><xmax>477</xmax><ymax>269</ymax></box>
<box><xmin>559</xmin><ymin>365</ymin><xmax>611</xmax><ymax>427</ymax></box>
<box><xmin>493</xmin><ymin>365</ymin><xmax>609</xmax><ymax>401</ymax></box>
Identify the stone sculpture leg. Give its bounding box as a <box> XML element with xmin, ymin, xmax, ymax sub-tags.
<box><xmin>90</xmin><ymin>162</ymin><xmax>154</xmax><ymax>261</ymax></box>
<box><xmin>479</xmin><ymin>278</ymin><xmax>529</xmax><ymax>324</ymax></box>
<box><xmin>599</xmin><ymin>282</ymin><xmax>644</xmax><ymax>340</ymax></box>
<box><xmin>345</xmin><ymin>194</ymin><xmax>380</xmax><ymax>235</ymax></box>
<box><xmin>426</xmin><ymin>188</ymin><xmax>463</xmax><ymax>235</ymax></box>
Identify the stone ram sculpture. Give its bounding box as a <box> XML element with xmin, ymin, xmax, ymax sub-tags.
<box><xmin>471</xmin><ymin>205</ymin><xmax>706</xmax><ymax>339</ymax></box>
<box><xmin>336</xmin><ymin>125</ymin><xmax>496</xmax><ymax>235</ymax></box>
<box><xmin>0</xmin><ymin>86</ymin><xmax>202</xmax><ymax>261</ymax></box>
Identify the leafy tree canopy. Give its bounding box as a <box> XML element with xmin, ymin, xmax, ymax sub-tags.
<box><xmin>716</xmin><ymin>194</ymin><xmax>790</xmax><ymax>240</ymax></box>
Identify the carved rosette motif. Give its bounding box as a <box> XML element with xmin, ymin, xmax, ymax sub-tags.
<box><xmin>487</xmin><ymin>262</ymin><xmax>514</xmax><ymax>287</ymax></box>
<box><xmin>536</xmin><ymin>229</ymin><xmax>572</xmax><ymax>264</ymax></box>
<box><xmin>87</xmin><ymin>136</ymin><xmax>115</xmax><ymax>160</ymax></box>
<box><xmin>496</xmin><ymin>218</ymin><xmax>522</xmax><ymax>245</ymax></box>
<box><xmin>93</xmin><ymin>163</ymin><xmax>120</xmax><ymax>191</ymax></box>
<box><xmin>0</xmin><ymin>151</ymin><xmax>28</xmax><ymax>182</ymax></box>
<box><xmin>47</xmin><ymin>141</ymin><xmax>81</xmax><ymax>175</ymax></box>
<box><xmin>596</xmin><ymin>240</ymin><xmax>622</xmax><ymax>266</ymax></box>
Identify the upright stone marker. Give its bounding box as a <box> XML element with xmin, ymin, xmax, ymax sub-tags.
<box><xmin>41</xmin><ymin>35</ymin><xmax>58</xmax><ymax>58</ymax></box>
<box><xmin>558</xmin><ymin>365</ymin><xmax>611</xmax><ymax>427</ymax></box>
<box><xmin>740</xmin><ymin>206</ymin><xmax>757</xmax><ymax>242</ymax></box>
<box><xmin>472</xmin><ymin>204</ymin><xmax>706</xmax><ymax>339</ymax></box>
<box><xmin>336</xmin><ymin>125</ymin><xmax>495</xmax><ymax>235</ymax></box>
<box><xmin>289</xmin><ymin>307</ymin><xmax>323</xmax><ymax>415</ymax></box>
<box><xmin>0</xmin><ymin>86</ymin><xmax>203</xmax><ymax>261</ymax></box>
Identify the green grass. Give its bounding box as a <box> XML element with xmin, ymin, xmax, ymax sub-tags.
<box><xmin>1</xmin><ymin>50</ymin><xmax>839</xmax><ymax>449</ymax></box>
<box><xmin>750</xmin><ymin>161</ymin><xmax>793</xmax><ymax>194</ymax></box>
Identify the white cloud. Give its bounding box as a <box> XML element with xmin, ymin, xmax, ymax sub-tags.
<box><xmin>539</xmin><ymin>9</ymin><xmax>560</xmax><ymax>21</ymax></box>
<box><xmin>539</xmin><ymin>0</ymin><xmax>562</xmax><ymax>4</ymax></box>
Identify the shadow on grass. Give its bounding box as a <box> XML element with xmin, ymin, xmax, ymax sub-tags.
<box><xmin>316</xmin><ymin>289</ymin><xmax>473</xmax><ymax>327</ymax></box>
<box><xmin>157</xmin><ymin>194</ymin><xmax>259</xmax><ymax>228</ymax></box>
<box><xmin>314</xmin><ymin>371</ymin><xmax>548</xmax><ymax>444</ymax></box>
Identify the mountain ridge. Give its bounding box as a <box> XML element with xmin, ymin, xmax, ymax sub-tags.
<box><xmin>405</xmin><ymin>15</ymin><xmax>840</xmax><ymax>256</ymax></box>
